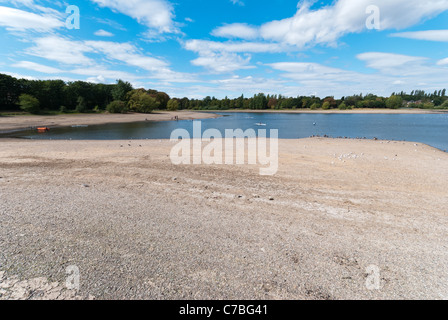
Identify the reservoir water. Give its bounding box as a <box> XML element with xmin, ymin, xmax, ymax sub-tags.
<box><xmin>7</xmin><ymin>112</ymin><xmax>448</xmax><ymax>151</ymax></box>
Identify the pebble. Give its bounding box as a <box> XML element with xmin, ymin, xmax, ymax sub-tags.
<box><xmin>269</xmin><ymin>197</ymin><xmax>274</xmax><ymax>201</ymax></box>
<box><xmin>82</xmin><ymin>184</ymin><xmax>90</xmax><ymax>188</ymax></box>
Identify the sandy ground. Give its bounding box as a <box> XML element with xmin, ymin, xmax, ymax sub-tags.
<box><xmin>0</xmin><ymin>138</ymin><xmax>447</xmax><ymax>300</ymax></box>
<box><xmin>202</xmin><ymin>108</ymin><xmax>448</xmax><ymax>114</ymax></box>
<box><xmin>0</xmin><ymin>111</ymin><xmax>219</xmax><ymax>132</ymax></box>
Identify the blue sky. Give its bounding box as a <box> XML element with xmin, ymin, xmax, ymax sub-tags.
<box><xmin>1</xmin><ymin>0</ymin><xmax>448</xmax><ymax>99</ymax></box>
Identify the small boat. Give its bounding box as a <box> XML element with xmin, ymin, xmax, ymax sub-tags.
<box><xmin>255</xmin><ymin>123</ymin><xmax>267</xmax><ymax>126</ymax></box>
<box><xmin>37</xmin><ymin>127</ymin><xmax>49</xmax><ymax>133</ymax></box>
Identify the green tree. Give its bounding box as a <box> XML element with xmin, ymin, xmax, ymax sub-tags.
<box><xmin>386</xmin><ymin>95</ymin><xmax>403</xmax><ymax>109</ymax></box>
<box><xmin>441</xmin><ymin>100</ymin><xmax>448</xmax><ymax>109</ymax></box>
<box><xmin>154</xmin><ymin>92</ymin><xmax>170</xmax><ymax>109</ymax></box>
<box><xmin>422</xmin><ymin>102</ymin><xmax>435</xmax><ymax>109</ymax></box>
<box><xmin>0</xmin><ymin>74</ymin><xmax>22</xmax><ymax>111</ymax></box>
<box><xmin>310</xmin><ymin>102</ymin><xmax>319</xmax><ymax>110</ymax></box>
<box><xmin>75</xmin><ymin>96</ymin><xmax>87</xmax><ymax>113</ymax></box>
<box><xmin>338</xmin><ymin>102</ymin><xmax>347</xmax><ymax>110</ymax></box>
<box><xmin>127</xmin><ymin>89</ymin><xmax>160</xmax><ymax>113</ymax></box>
<box><xmin>18</xmin><ymin>94</ymin><xmax>40</xmax><ymax>114</ymax></box>
<box><xmin>106</xmin><ymin>100</ymin><xmax>127</xmax><ymax>113</ymax></box>
<box><xmin>322</xmin><ymin>101</ymin><xmax>331</xmax><ymax>110</ymax></box>
<box><xmin>253</xmin><ymin>93</ymin><xmax>267</xmax><ymax>109</ymax></box>
<box><xmin>111</xmin><ymin>80</ymin><xmax>133</xmax><ymax>102</ymax></box>
<box><xmin>167</xmin><ymin>99</ymin><xmax>179</xmax><ymax>111</ymax></box>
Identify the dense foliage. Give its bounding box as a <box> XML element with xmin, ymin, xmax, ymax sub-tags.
<box><xmin>0</xmin><ymin>74</ymin><xmax>168</xmax><ymax>114</ymax></box>
<box><xmin>1</xmin><ymin>73</ymin><xmax>447</xmax><ymax>114</ymax></box>
<box><xmin>18</xmin><ymin>94</ymin><xmax>40</xmax><ymax>114</ymax></box>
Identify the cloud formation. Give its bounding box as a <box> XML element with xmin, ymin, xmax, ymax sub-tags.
<box><xmin>216</xmin><ymin>0</ymin><xmax>448</xmax><ymax>48</ymax></box>
<box><xmin>390</xmin><ymin>30</ymin><xmax>448</xmax><ymax>42</ymax></box>
<box><xmin>212</xmin><ymin>23</ymin><xmax>258</xmax><ymax>39</ymax></box>
<box><xmin>91</xmin><ymin>0</ymin><xmax>178</xmax><ymax>33</ymax></box>
<box><xmin>94</xmin><ymin>29</ymin><xmax>114</xmax><ymax>37</ymax></box>
<box><xmin>0</xmin><ymin>5</ymin><xmax>63</xmax><ymax>31</ymax></box>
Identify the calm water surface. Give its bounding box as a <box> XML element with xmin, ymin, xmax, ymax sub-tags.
<box><xmin>8</xmin><ymin>112</ymin><xmax>448</xmax><ymax>151</ymax></box>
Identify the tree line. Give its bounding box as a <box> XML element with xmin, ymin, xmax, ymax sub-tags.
<box><xmin>1</xmin><ymin>73</ymin><xmax>447</xmax><ymax>114</ymax></box>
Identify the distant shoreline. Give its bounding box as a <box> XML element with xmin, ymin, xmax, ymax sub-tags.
<box><xmin>0</xmin><ymin>111</ymin><xmax>220</xmax><ymax>133</ymax></box>
<box><xmin>201</xmin><ymin>108</ymin><xmax>448</xmax><ymax>114</ymax></box>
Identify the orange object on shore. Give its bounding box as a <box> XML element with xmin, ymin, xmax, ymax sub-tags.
<box><xmin>37</xmin><ymin>127</ymin><xmax>50</xmax><ymax>133</ymax></box>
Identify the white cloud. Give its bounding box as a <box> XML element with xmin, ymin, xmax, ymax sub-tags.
<box><xmin>0</xmin><ymin>5</ymin><xmax>63</xmax><ymax>31</ymax></box>
<box><xmin>71</xmin><ymin>67</ymin><xmax>138</xmax><ymax>81</ymax></box>
<box><xmin>20</xmin><ymin>36</ymin><xmax>195</xmax><ymax>83</ymax></box>
<box><xmin>1</xmin><ymin>0</ymin><xmax>65</xmax><ymax>17</ymax></box>
<box><xmin>26</xmin><ymin>36</ymin><xmax>95</xmax><ymax>65</ymax></box>
<box><xmin>12</xmin><ymin>60</ymin><xmax>63</xmax><ymax>73</ymax></box>
<box><xmin>212</xmin><ymin>23</ymin><xmax>258</xmax><ymax>40</ymax></box>
<box><xmin>86</xmin><ymin>75</ymin><xmax>106</xmax><ymax>83</ymax></box>
<box><xmin>211</xmin><ymin>76</ymin><xmax>285</xmax><ymax>94</ymax></box>
<box><xmin>94</xmin><ymin>29</ymin><xmax>115</xmax><ymax>37</ymax></box>
<box><xmin>269</xmin><ymin>62</ymin><xmax>361</xmax><ymax>85</ymax></box>
<box><xmin>436</xmin><ymin>58</ymin><xmax>448</xmax><ymax>66</ymax></box>
<box><xmin>0</xmin><ymin>70</ymin><xmax>36</xmax><ymax>80</ymax></box>
<box><xmin>357</xmin><ymin>52</ymin><xmax>427</xmax><ymax>70</ymax></box>
<box><xmin>0</xmin><ymin>69</ymin><xmax>79</xmax><ymax>82</ymax></box>
<box><xmin>26</xmin><ymin>36</ymin><xmax>169</xmax><ymax>70</ymax></box>
<box><xmin>266</xmin><ymin>52</ymin><xmax>448</xmax><ymax>98</ymax></box>
<box><xmin>184</xmin><ymin>39</ymin><xmax>287</xmax><ymax>73</ymax></box>
<box><xmin>184</xmin><ymin>39</ymin><xmax>285</xmax><ymax>54</ymax></box>
<box><xmin>93</xmin><ymin>17</ymin><xmax>127</xmax><ymax>31</ymax></box>
<box><xmin>254</xmin><ymin>0</ymin><xmax>448</xmax><ymax>48</ymax></box>
<box><xmin>191</xmin><ymin>52</ymin><xmax>253</xmax><ymax>73</ymax></box>
<box><xmin>85</xmin><ymin>40</ymin><xmax>168</xmax><ymax>71</ymax></box>
<box><xmin>390</xmin><ymin>30</ymin><xmax>448</xmax><ymax>42</ymax></box>
<box><xmin>270</xmin><ymin>62</ymin><xmax>348</xmax><ymax>75</ymax></box>
<box><xmin>91</xmin><ymin>0</ymin><xmax>178</xmax><ymax>34</ymax></box>
<box><xmin>230</xmin><ymin>0</ymin><xmax>244</xmax><ymax>6</ymax></box>
<box><xmin>149</xmin><ymin>69</ymin><xmax>197</xmax><ymax>83</ymax></box>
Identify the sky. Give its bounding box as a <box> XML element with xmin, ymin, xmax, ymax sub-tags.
<box><xmin>0</xmin><ymin>0</ymin><xmax>448</xmax><ymax>99</ymax></box>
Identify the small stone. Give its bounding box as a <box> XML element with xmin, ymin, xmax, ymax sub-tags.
<box><xmin>82</xmin><ymin>184</ymin><xmax>90</xmax><ymax>188</ymax></box>
<box><xmin>269</xmin><ymin>197</ymin><xmax>274</xmax><ymax>201</ymax></box>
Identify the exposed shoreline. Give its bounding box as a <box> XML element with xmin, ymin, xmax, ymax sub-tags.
<box><xmin>1</xmin><ymin>138</ymin><xmax>447</xmax><ymax>299</ymax></box>
<box><xmin>0</xmin><ymin>111</ymin><xmax>220</xmax><ymax>133</ymax></box>
<box><xmin>201</xmin><ymin>108</ymin><xmax>448</xmax><ymax>114</ymax></box>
